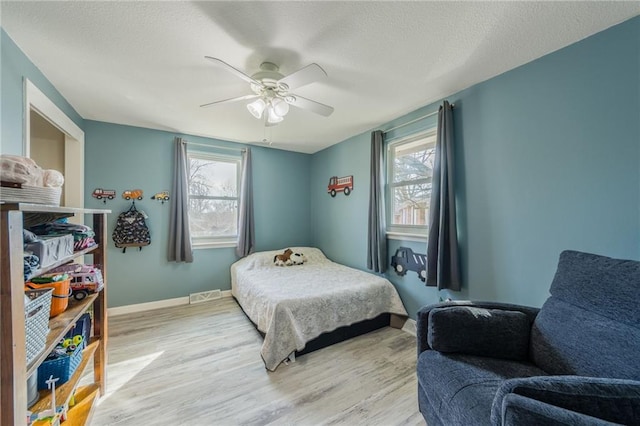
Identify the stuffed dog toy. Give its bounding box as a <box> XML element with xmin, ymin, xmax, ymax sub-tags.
<box><xmin>274</xmin><ymin>248</ymin><xmax>293</xmax><ymax>266</ymax></box>
<box><xmin>291</xmin><ymin>252</ymin><xmax>307</xmax><ymax>265</ymax></box>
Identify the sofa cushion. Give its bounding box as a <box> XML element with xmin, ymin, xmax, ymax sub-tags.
<box><xmin>417</xmin><ymin>351</ymin><xmax>547</xmax><ymax>425</ymax></box>
<box><xmin>428</xmin><ymin>306</ymin><xmax>531</xmax><ymax>361</ymax></box>
<box><xmin>531</xmin><ymin>251</ymin><xmax>640</xmax><ymax>379</ymax></box>
<box><xmin>548</xmin><ymin>251</ymin><xmax>640</xmax><ymax>327</ymax></box>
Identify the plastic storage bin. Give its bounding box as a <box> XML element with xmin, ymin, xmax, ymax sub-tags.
<box><xmin>24</xmin><ymin>288</ymin><xmax>53</xmax><ymax>365</ymax></box>
<box><xmin>27</xmin><ymin>371</ymin><xmax>39</xmax><ymax>407</ymax></box>
<box><xmin>26</xmin><ymin>278</ymin><xmax>72</xmax><ymax>317</ymax></box>
<box><xmin>37</xmin><ymin>341</ymin><xmax>84</xmax><ymax>390</ymax></box>
<box><xmin>24</xmin><ymin>234</ymin><xmax>74</xmax><ymax>268</ymax></box>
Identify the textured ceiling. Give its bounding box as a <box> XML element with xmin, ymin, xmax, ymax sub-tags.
<box><xmin>2</xmin><ymin>1</ymin><xmax>639</xmax><ymax>153</ymax></box>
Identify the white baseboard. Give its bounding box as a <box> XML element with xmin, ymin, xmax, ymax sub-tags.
<box><xmin>108</xmin><ymin>290</ymin><xmax>233</xmax><ymax>316</ymax></box>
<box><xmin>401</xmin><ymin>318</ymin><xmax>416</xmax><ymax>336</ymax></box>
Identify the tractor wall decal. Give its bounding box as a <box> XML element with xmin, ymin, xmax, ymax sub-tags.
<box><xmin>151</xmin><ymin>190</ymin><xmax>170</xmax><ymax>204</ymax></box>
<box><xmin>391</xmin><ymin>247</ymin><xmax>427</xmax><ymax>282</ymax></box>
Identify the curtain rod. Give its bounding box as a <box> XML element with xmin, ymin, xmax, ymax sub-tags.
<box><xmin>383</xmin><ymin>103</ymin><xmax>455</xmax><ymax>134</ymax></box>
<box><xmin>181</xmin><ymin>140</ymin><xmax>246</xmax><ymax>152</ymax></box>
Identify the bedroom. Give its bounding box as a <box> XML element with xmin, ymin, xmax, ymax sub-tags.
<box><xmin>1</xmin><ymin>2</ymin><xmax>639</xmax><ymax>425</ymax></box>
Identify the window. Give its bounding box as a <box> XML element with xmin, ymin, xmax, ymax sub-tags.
<box><xmin>387</xmin><ymin>130</ymin><xmax>437</xmax><ymax>237</ymax></box>
<box><xmin>187</xmin><ymin>151</ymin><xmax>241</xmax><ymax>247</ymax></box>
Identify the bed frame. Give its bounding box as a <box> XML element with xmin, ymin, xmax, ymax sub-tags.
<box><xmin>235</xmin><ymin>297</ymin><xmax>391</xmax><ymax>358</ymax></box>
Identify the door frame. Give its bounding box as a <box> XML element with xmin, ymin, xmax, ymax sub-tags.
<box><xmin>23</xmin><ymin>78</ymin><xmax>84</xmax><ymax>208</ymax></box>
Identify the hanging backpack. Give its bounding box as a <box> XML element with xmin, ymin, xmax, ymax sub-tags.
<box><xmin>112</xmin><ymin>203</ymin><xmax>150</xmax><ymax>253</ymax></box>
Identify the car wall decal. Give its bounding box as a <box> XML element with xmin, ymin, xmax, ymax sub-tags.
<box><xmin>391</xmin><ymin>246</ymin><xmax>427</xmax><ymax>282</ymax></box>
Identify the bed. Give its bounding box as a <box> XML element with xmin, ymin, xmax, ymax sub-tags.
<box><xmin>230</xmin><ymin>247</ymin><xmax>408</xmax><ymax>371</ymax></box>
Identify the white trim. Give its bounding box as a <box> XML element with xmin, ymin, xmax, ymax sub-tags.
<box><xmin>187</xmin><ymin>151</ymin><xmax>241</xmax><ymax>244</ymax></box>
<box><xmin>401</xmin><ymin>318</ymin><xmax>417</xmax><ymax>336</ymax></box>
<box><xmin>108</xmin><ymin>296</ymin><xmax>188</xmax><ymax>316</ymax></box>
<box><xmin>108</xmin><ymin>290</ymin><xmax>233</xmax><ymax>316</ymax></box>
<box><xmin>386</xmin><ymin>232</ymin><xmax>427</xmax><ymax>243</ymax></box>
<box><xmin>193</xmin><ymin>241</ymin><xmax>238</xmax><ymax>249</ymax></box>
<box><xmin>385</xmin><ymin>127</ymin><xmax>437</xmax><ymax>146</ymax></box>
<box><xmin>23</xmin><ymin>79</ymin><xmax>85</xmax><ymax>209</ymax></box>
<box><xmin>386</xmin><ymin>129</ymin><xmax>437</xmax><ymax>237</ymax></box>
<box><xmin>63</xmin><ymin>134</ymin><xmax>84</xmax><ymax>208</ymax></box>
<box><xmin>24</xmin><ymin>79</ymin><xmax>84</xmax><ymax>155</ymax></box>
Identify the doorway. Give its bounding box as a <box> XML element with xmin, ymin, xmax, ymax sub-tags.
<box><xmin>30</xmin><ymin>110</ymin><xmax>66</xmax><ymax>202</ymax></box>
<box><xmin>23</xmin><ymin>78</ymin><xmax>84</xmax><ymax>209</ymax></box>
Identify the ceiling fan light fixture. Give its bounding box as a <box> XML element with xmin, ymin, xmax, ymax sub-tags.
<box><xmin>271</xmin><ymin>97</ymin><xmax>290</xmax><ymax>117</ymax></box>
<box><xmin>203</xmin><ymin>57</ymin><xmax>333</xmax><ymax>125</ymax></box>
<box><xmin>267</xmin><ymin>106</ymin><xmax>284</xmax><ymax>124</ymax></box>
<box><xmin>247</xmin><ymin>98</ymin><xmax>266</xmax><ymax>119</ymax></box>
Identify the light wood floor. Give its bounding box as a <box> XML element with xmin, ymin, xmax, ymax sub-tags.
<box><xmin>90</xmin><ymin>298</ymin><xmax>425</xmax><ymax>426</ymax></box>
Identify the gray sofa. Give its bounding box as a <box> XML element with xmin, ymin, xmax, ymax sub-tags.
<box><xmin>416</xmin><ymin>250</ymin><xmax>640</xmax><ymax>425</ymax></box>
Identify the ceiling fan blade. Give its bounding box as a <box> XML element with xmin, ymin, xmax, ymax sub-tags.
<box><xmin>278</xmin><ymin>63</ymin><xmax>327</xmax><ymax>91</ymax></box>
<box><xmin>288</xmin><ymin>95</ymin><xmax>334</xmax><ymax>117</ymax></box>
<box><xmin>204</xmin><ymin>56</ymin><xmax>262</xmax><ymax>86</ymax></box>
<box><xmin>200</xmin><ymin>94</ymin><xmax>259</xmax><ymax>108</ymax></box>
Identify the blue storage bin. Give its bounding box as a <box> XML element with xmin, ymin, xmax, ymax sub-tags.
<box><xmin>37</xmin><ymin>341</ymin><xmax>84</xmax><ymax>390</ymax></box>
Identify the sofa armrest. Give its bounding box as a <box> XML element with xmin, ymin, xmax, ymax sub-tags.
<box><xmin>498</xmin><ymin>393</ymin><xmax>620</xmax><ymax>426</ymax></box>
<box><xmin>491</xmin><ymin>376</ymin><xmax>640</xmax><ymax>425</ymax></box>
<box><xmin>416</xmin><ymin>301</ymin><xmax>539</xmax><ymax>355</ymax></box>
<box><xmin>428</xmin><ymin>306</ymin><xmax>532</xmax><ymax>360</ymax></box>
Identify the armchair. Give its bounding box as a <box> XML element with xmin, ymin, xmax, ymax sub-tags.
<box><xmin>416</xmin><ymin>250</ymin><xmax>640</xmax><ymax>425</ymax></box>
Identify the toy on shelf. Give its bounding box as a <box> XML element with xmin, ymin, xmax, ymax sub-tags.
<box><xmin>49</xmin><ymin>264</ymin><xmax>104</xmax><ymax>301</ymax></box>
<box><xmin>28</xmin><ymin>375</ymin><xmax>62</xmax><ymax>426</ymax></box>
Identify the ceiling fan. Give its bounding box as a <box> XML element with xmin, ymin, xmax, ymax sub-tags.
<box><xmin>200</xmin><ymin>57</ymin><xmax>334</xmax><ymax>126</ymax></box>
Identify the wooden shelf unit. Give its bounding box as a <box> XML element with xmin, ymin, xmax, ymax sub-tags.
<box><xmin>29</xmin><ymin>340</ymin><xmax>99</xmax><ymax>415</ymax></box>
<box><xmin>1</xmin><ymin>203</ymin><xmax>109</xmax><ymax>426</ymax></box>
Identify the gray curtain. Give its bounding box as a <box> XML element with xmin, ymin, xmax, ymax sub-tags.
<box><xmin>168</xmin><ymin>137</ymin><xmax>193</xmax><ymax>263</ymax></box>
<box><xmin>427</xmin><ymin>101</ymin><xmax>461</xmax><ymax>290</ymax></box>
<box><xmin>236</xmin><ymin>148</ymin><xmax>255</xmax><ymax>257</ymax></box>
<box><xmin>367</xmin><ymin>130</ymin><xmax>387</xmax><ymax>273</ymax></box>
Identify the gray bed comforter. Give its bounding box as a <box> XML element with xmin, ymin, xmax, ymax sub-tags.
<box><xmin>231</xmin><ymin>247</ymin><xmax>408</xmax><ymax>371</ymax></box>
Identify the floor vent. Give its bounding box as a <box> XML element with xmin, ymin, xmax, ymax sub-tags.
<box><xmin>189</xmin><ymin>290</ymin><xmax>222</xmax><ymax>304</ymax></box>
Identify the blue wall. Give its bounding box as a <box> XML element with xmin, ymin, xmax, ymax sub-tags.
<box><xmin>451</xmin><ymin>15</ymin><xmax>639</xmax><ymax>308</ymax></box>
<box><xmin>1</xmin><ymin>30</ymin><xmax>84</xmax><ymax>154</ymax></box>
<box><xmin>1</xmin><ymin>26</ymin><xmax>312</xmax><ymax>308</ymax></box>
<box><xmin>311</xmin><ymin>16</ymin><xmax>640</xmax><ymax>318</ymax></box>
<box><xmin>309</xmin><ymin>103</ymin><xmax>441</xmax><ymax>318</ymax></box>
<box><xmin>3</xmin><ymin>17</ymin><xmax>639</xmax><ymax>314</ymax></box>
<box><xmin>84</xmin><ymin>121</ymin><xmax>311</xmax><ymax>307</ymax></box>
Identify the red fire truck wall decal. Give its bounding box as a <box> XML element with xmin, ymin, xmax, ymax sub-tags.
<box><xmin>92</xmin><ymin>188</ymin><xmax>117</xmax><ymax>203</ymax></box>
<box><xmin>327</xmin><ymin>175</ymin><xmax>354</xmax><ymax>197</ymax></box>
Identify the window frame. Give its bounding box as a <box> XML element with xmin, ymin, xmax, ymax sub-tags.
<box><xmin>386</xmin><ymin>128</ymin><xmax>437</xmax><ymax>240</ymax></box>
<box><xmin>186</xmin><ymin>150</ymin><xmax>242</xmax><ymax>249</ymax></box>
